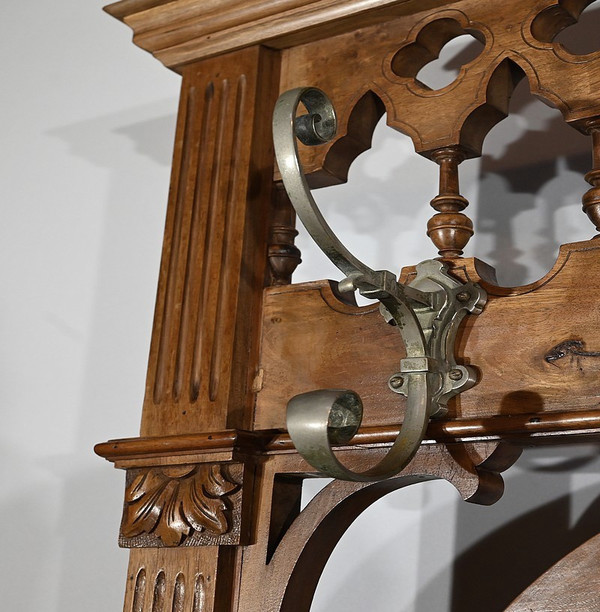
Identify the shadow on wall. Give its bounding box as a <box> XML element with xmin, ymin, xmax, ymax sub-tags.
<box><xmin>304</xmin><ymin>61</ymin><xmax>594</xmax><ymax>290</ymax></box>
<box><xmin>47</xmin><ymin>102</ymin><xmax>177</xmax><ymax>612</ymax></box>
<box><xmin>310</xmin><ymin>447</ymin><xmax>600</xmax><ymax>612</ymax></box>
<box><xmin>433</xmin><ymin>12</ymin><xmax>600</xmax><ymax>602</ymax></box>
<box><xmin>448</xmin><ymin>448</ymin><xmax>600</xmax><ymax>612</ymax></box>
<box><xmin>475</xmin><ymin>78</ymin><xmax>591</xmax><ymax>287</ymax></box>
<box><xmin>438</xmin><ymin>1</ymin><xmax>599</xmax><ymax>286</ymax></box>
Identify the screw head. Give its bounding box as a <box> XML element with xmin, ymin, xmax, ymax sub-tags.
<box><xmin>388</xmin><ymin>375</ymin><xmax>404</xmax><ymax>389</ymax></box>
<box><xmin>449</xmin><ymin>368</ymin><xmax>463</xmax><ymax>381</ymax></box>
<box><xmin>456</xmin><ymin>291</ymin><xmax>471</xmax><ymax>303</ymax></box>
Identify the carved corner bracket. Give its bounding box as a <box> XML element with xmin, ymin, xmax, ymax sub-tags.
<box><xmin>95</xmin><ymin>431</ymin><xmax>254</xmax><ymax>548</ymax></box>
<box><xmin>119</xmin><ymin>463</ymin><xmax>243</xmax><ymax>548</ymax></box>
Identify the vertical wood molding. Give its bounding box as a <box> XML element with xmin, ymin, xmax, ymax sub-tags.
<box><xmin>132</xmin><ymin>568</ymin><xmax>147</xmax><ymax>612</ymax></box>
<box><xmin>124</xmin><ymin>550</ymin><xmax>217</xmax><ymax>612</ymax></box>
<box><xmin>141</xmin><ymin>46</ymin><xmax>278</xmax><ymax>436</ymax></box>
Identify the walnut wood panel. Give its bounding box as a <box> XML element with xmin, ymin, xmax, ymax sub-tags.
<box><xmin>255</xmin><ymin>280</ymin><xmax>406</xmax><ymax>430</ymax></box>
<box><xmin>279</xmin><ymin>0</ymin><xmax>600</xmax><ymax>184</ymax></box>
<box><xmin>506</xmin><ymin>531</ymin><xmax>600</xmax><ymax>611</ymax></box>
<box><xmin>141</xmin><ymin>46</ymin><xmax>277</xmax><ymax>436</ymax></box>
<box><xmin>256</xmin><ymin>240</ymin><xmax>600</xmax><ymax>430</ymax></box>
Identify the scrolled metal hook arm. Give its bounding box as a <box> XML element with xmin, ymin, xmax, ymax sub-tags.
<box><xmin>272</xmin><ymin>87</ymin><xmax>485</xmax><ymax>482</ymax></box>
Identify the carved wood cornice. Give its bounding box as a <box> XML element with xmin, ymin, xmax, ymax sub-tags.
<box><xmin>104</xmin><ymin>0</ymin><xmax>452</xmax><ymax>70</ymax></box>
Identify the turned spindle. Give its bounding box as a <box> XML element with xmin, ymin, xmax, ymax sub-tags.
<box><xmin>427</xmin><ymin>146</ymin><xmax>473</xmax><ymax>258</ymax></box>
<box><xmin>268</xmin><ymin>183</ymin><xmax>302</xmax><ymax>285</ymax></box>
<box><xmin>583</xmin><ymin>118</ymin><xmax>600</xmax><ymax>237</ymax></box>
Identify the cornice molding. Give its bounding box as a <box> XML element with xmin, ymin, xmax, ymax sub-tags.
<box><xmin>104</xmin><ymin>0</ymin><xmax>449</xmax><ymax>70</ymax></box>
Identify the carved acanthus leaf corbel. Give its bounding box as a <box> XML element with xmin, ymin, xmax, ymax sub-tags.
<box><xmin>120</xmin><ymin>463</ymin><xmax>241</xmax><ymax>547</ymax></box>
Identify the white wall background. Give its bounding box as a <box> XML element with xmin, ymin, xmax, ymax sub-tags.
<box><xmin>2</xmin><ymin>2</ymin><xmax>600</xmax><ymax>611</ymax></box>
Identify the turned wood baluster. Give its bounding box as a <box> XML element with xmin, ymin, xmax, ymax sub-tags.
<box><xmin>427</xmin><ymin>146</ymin><xmax>473</xmax><ymax>258</ymax></box>
<box><xmin>583</xmin><ymin>118</ymin><xmax>600</xmax><ymax>237</ymax></box>
<box><xmin>268</xmin><ymin>184</ymin><xmax>302</xmax><ymax>286</ymax></box>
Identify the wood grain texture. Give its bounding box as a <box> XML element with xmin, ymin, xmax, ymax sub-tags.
<box><xmin>119</xmin><ymin>463</ymin><xmax>243</xmax><ymax>548</ymax></box>
<box><xmin>256</xmin><ymin>240</ymin><xmax>600</xmax><ymax>430</ymax></box>
<box><xmin>255</xmin><ymin>279</ymin><xmax>405</xmax><ymax>429</ymax></box>
<box><xmin>100</xmin><ymin>1</ymin><xmax>600</xmax><ymax>610</ymax></box>
<box><xmin>237</xmin><ymin>441</ymin><xmax>517</xmax><ymax>612</ymax></box>
<box><xmin>280</xmin><ymin>0</ymin><xmax>600</xmax><ymax>184</ymax></box>
<box><xmin>506</xmin><ymin>531</ymin><xmax>600</xmax><ymax>611</ymax></box>
<box><xmin>124</xmin><ymin>549</ymin><xmax>218</xmax><ymax>612</ymax></box>
<box><xmin>140</xmin><ymin>46</ymin><xmax>277</xmax><ymax>436</ymax></box>
<box><xmin>104</xmin><ymin>0</ymin><xmax>452</xmax><ymax>70</ymax></box>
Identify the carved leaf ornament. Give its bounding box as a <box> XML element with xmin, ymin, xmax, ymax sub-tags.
<box><xmin>121</xmin><ymin>464</ymin><xmax>239</xmax><ymax>546</ymax></box>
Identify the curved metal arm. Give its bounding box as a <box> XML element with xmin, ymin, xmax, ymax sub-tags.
<box><xmin>273</xmin><ymin>87</ymin><xmax>372</xmax><ymax>281</ymax></box>
<box><xmin>273</xmin><ymin>87</ymin><xmax>486</xmax><ymax>482</ymax></box>
<box><xmin>273</xmin><ymin>88</ymin><xmax>429</xmax><ymax>307</ymax></box>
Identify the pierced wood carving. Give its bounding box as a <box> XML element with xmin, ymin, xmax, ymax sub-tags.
<box><xmin>120</xmin><ymin>463</ymin><xmax>242</xmax><ymax>548</ymax></box>
<box><xmin>282</xmin><ymin>1</ymin><xmax>600</xmax><ymax>181</ymax></box>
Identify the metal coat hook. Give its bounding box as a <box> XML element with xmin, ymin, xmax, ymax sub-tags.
<box><xmin>273</xmin><ymin>87</ymin><xmax>486</xmax><ymax>482</ymax></box>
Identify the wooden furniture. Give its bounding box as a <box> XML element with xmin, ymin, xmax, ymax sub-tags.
<box><xmin>95</xmin><ymin>0</ymin><xmax>600</xmax><ymax>609</ymax></box>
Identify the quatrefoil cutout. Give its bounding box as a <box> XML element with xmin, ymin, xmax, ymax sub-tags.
<box><xmin>530</xmin><ymin>0</ymin><xmax>600</xmax><ymax>56</ymax></box>
<box><xmin>390</xmin><ymin>17</ymin><xmax>487</xmax><ymax>92</ymax></box>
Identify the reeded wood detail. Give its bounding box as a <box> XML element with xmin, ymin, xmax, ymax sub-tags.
<box><xmin>582</xmin><ymin>117</ymin><xmax>600</xmax><ymax>235</ymax></box>
<box><xmin>152</xmin><ymin>571</ymin><xmax>167</xmax><ymax>612</ymax></box>
<box><xmin>172</xmin><ymin>574</ymin><xmax>185</xmax><ymax>612</ymax></box>
<box><xmin>132</xmin><ymin>568</ymin><xmax>147</xmax><ymax>612</ymax></box>
<box><xmin>120</xmin><ymin>463</ymin><xmax>243</xmax><ymax>547</ymax></box>
<box><xmin>102</xmin><ymin>2</ymin><xmax>600</xmax><ymax>611</ymax></box>
<box><xmin>193</xmin><ymin>575</ymin><xmax>206</xmax><ymax>612</ymax></box>
<box><xmin>152</xmin><ymin>74</ymin><xmax>247</xmax><ymax>407</ymax></box>
<box><xmin>427</xmin><ymin>146</ymin><xmax>472</xmax><ymax>257</ymax></box>
<box><xmin>141</xmin><ymin>47</ymin><xmax>276</xmax><ymax>436</ymax></box>
<box><xmin>124</xmin><ymin>551</ymin><xmax>216</xmax><ymax>612</ymax></box>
